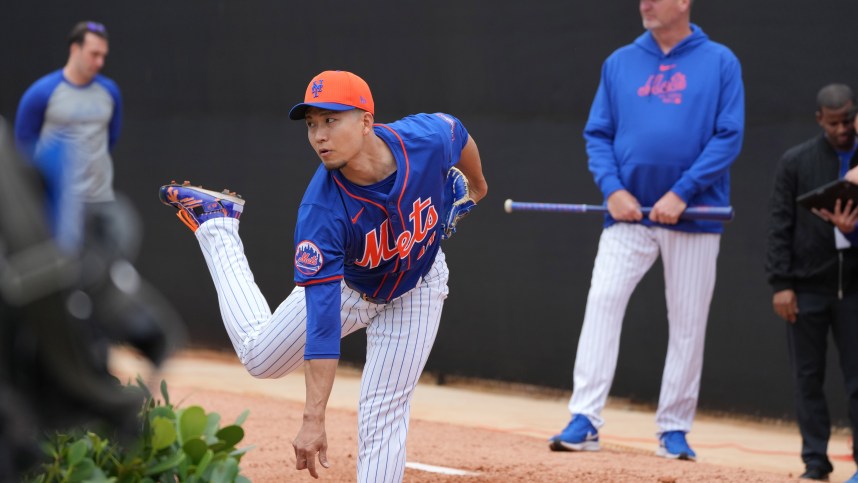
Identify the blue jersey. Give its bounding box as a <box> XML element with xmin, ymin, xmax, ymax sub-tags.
<box><xmin>294</xmin><ymin>113</ymin><xmax>469</xmax><ymax>359</ymax></box>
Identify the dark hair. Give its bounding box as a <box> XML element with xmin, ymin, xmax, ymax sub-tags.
<box><xmin>816</xmin><ymin>83</ymin><xmax>855</xmax><ymax>111</ymax></box>
<box><xmin>67</xmin><ymin>21</ymin><xmax>108</xmax><ymax>46</ymax></box>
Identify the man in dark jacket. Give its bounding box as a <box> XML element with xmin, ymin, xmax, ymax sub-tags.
<box><xmin>766</xmin><ymin>83</ymin><xmax>858</xmax><ymax>482</ymax></box>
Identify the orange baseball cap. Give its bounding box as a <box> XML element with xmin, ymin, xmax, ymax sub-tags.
<box><xmin>288</xmin><ymin>70</ymin><xmax>375</xmax><ymax>120</ymax></box>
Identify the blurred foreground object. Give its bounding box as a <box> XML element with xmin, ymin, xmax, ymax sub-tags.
<box><xmin>0</xmin><ymin>117</ymin><xmax>185</xmax><ymax>480</ymax></box>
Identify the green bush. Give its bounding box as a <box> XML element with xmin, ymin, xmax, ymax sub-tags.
<box><xmin>27</xmin><ymin>376</ymin><xmax>252</xmax><ymax>483</ymax></box>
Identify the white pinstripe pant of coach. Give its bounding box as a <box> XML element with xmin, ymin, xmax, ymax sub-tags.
<box><xmin>195</xmin><ymin>218</ymin><xmax>449</xmax><ymax>483</ymax></box>
<box><xmin>568</xmin><ymin>223</ymin><xmax>720</xmax><ymax>434</ymax></box>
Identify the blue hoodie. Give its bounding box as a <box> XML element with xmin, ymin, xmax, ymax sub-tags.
<box><xmin>585</xmin><ymin>24</ymin><xmax>744</xmax><ymax>233</ymax></box>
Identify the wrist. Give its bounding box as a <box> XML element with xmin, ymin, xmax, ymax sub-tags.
<box><xmin>303</xmin><ymin>411</ymin><xmax>325</xmax><ymax>423</ymax></box>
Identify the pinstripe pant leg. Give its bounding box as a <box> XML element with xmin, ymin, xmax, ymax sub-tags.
<box><xmin>238</xmin><ymin>283</ymin><xmax>376</xmax><ymax>378</ymax></box>
<box><xmin>195</xmin><ymin>217</ymin><xmax>375</xmax><ymax>378</ymax></box>
<box><xmin>654</xmin><ymin>228</ymin><xmax>720</xmax><ymax>433</ymax></box>
<box><xmin>356</xmin><ymin>250</ymin><xmax>449</xmax><ymax>483</ymax></box>
<box><xmin>569</xmin><ymin>224</ymin><xmax>660</xmax><ymax>428</ymax></box>
<box><xmin>196</xmin><ymin>218</ymin><xmax>273</xmax><ymax>361</ymax></box>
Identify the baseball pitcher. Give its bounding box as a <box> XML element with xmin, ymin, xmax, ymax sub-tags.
<box><xmin>159</xmin><ymin>70</ymin><xmax>487</xmax><ymax>483</ymax></box>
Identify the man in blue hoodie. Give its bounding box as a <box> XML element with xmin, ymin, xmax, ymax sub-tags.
<box><xmin>550</xmin><ymin>0</ymin><xmax>744</xmax><ymax>461</ymax></box>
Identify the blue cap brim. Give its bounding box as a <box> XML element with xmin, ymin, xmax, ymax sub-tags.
<box><xmin>288</xmin><ymin>102</ymin><xmax>356</xmax><ymax>120</ymax></box>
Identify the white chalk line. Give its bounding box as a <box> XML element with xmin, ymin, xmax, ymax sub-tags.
<box><xmin>405</xmin><ymin>462</ymin><xmax>480</xmax><ymax>476</ymax></box>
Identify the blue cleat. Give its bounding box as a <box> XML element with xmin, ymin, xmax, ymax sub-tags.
<box><xmin>159</xmin><ymin>181</ymin><xmax>244</xmax><ymax>232</ymax></box>
<box><xmin>656</xmin><ymin>431</ymin><xmax>697</xmax><ymax>461</ymax></box>
<box><xmin>549</xmin><ymin>414</ymin><xmax>600</xmax><ymax>452</ymax></box>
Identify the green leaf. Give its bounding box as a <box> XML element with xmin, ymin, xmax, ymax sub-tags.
<box><xmin>144</xmin><ymin>451</ymin><xmax>186</xmax><ymax>476</ymax></box>
<box><xmin>215</xmin><ymin>426</ymin><xmax>244</xmax><ymax>448</ymax></box>
<box><xmin>39</xmin><ymin>440</ymin><xmax>56</xmax><ymax>458</ymax></box>
<box><xmin>151</xmin><ymin>417</ymin><xmax>177</xmax><ymax>451</ymax></box>
<box><xmin>230</xmin><ymin>446</ymin><xmax>254</xmax><ymax>459</ymax></box>
<box><xmin>210</xmin><ymin>459</ymin><xmax>239</xmax><ymax>483</ymax></box>
<box><xmin>67</xmin><ymin>458</ymin><xmax>96</xmax><ymax>482</ymax></box>
<box><xmin>195</xmin><ymin>449</ymin><xmax>214</xmax><ymax>476</ymax></box>
<box><xmin>176</xmin><ymin>456</ymin><xmax>191</xmax><ymax>480</ymax></box>
<box><xmin>135</xmin><ymin>375</ymin><xmax>152</xmax><ymax>400</ymax></box>
<box><xmin>89</xmin><ymin>434</ymin><xmax>105</xmax><ymax>454</ymax></box>
<box><xmin>182</xmin><ymin>438</ymin><xmax>208</xmax><ymax>464</ymax></box>
<box><xmin>149</xmin><ymin>406</ymin><xmax>176</xmax><ymax>421</ymax></box>
<box><xmin>234</xmin><ymin>410</ymin><xmax>250</xmax><ymax>426</ymax></box>
<box><xmin>67</xmin><ymin>440</ymin><xmax>88</xmax><ymax>466</ymax></box>
<box><xmin>235</xmin><ymin>475</ymin><xmax>252</xmax><ymax>483</ymax></box>
<box><xmin>160</xmin><ymin>380</ymin><xmax>170</xmax><ymax>406</ymax></box>
<box><xmin>178</xmin><ymin>407</ymin><xmax>207</xmax><ymax>444</ymax></box>
<box><xmin>81</xmin><ymin>466</ymin><xmax>111</xmax><ymax>483</ymax></box>
<box><xmin>204</xmin><ymin>412</ymin><xmax>221</xmax><ymax>443</ymax></box>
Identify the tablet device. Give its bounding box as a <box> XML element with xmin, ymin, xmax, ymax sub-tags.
<box><xmin>796</xmin><ymin>179</ymin><xmax>858</xmax><ymax>213</ymax></box>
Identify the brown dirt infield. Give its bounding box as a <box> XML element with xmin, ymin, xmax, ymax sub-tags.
<box><xmin>113</xmin><ymin>350</ymin><xmax>821</xmax><ymax>482</ymax></box>
<box><xmin>170</xmin><ymin>387</ymin><xmax>791</xmax><ymax>483</ymax></box>
<box><xmin>173</xmin><ymin>387</ymin><xmax>798</xmax><ymax>482</ymax></box>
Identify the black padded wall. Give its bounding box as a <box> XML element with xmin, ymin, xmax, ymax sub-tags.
<box><xmin>3</xmin><ymin>1</ymin><xmax>858</xmax><ymax>422</ymax></box>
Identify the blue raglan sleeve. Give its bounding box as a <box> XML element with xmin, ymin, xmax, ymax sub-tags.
<box><xmin>670</xmin><ymin>51</ymin><xmax>745</xmax><ymax>202</ymax></box>
<box><xmin>294</xmin><ymin>203</ymin><xmax>346</xmax><ymax>359</ymax></box>
<box><xmin>14</xmin><ymin>77</ymin><xmax>55</xmax><ymax>160</ymax></box>
<box><xmin>102</xmin><ymin>78</ymin><xmax>123</xmax><ymax>150</ymax></box>
<box><xmin>304</xmin><ymin>282</ymin><xmax>343</xmax><ymax>359</ymax></box>
<box><xmin>584</xmin><ymin>59</ymin><xmax>625</xmax><ymax>200</ymax></box>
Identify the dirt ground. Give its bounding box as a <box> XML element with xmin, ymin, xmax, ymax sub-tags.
<box><xmin>173</xmin><ymin>387</ymin><xmax>796</xmax><ymax>483</ymax></box>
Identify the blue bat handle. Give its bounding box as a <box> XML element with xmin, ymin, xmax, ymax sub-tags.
<box><xmin>504</xmin><ymin>200</ymin><xmax>733</xmax><ymax>221</ymax></box>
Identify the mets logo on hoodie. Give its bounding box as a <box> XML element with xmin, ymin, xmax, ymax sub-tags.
<box><xmin>638</xmin><ymin>64</ymin><xmax>687</xmax><ymax>105</ymax></box>
<box><xmin>295</xmin><ymin>240</ymin><xmax>323</xmax><ymax>275</ymax></box>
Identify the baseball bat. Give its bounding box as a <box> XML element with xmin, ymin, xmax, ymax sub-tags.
<box><xmin>503</xmin><ymin>199</ymin><xmax>734</xmax><ymax>221</ymax></box>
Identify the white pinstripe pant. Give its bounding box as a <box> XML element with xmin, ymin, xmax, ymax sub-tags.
<box><xmin>194</xmin><ymin>218</ymin><xmax>449</xmax><ymax>483</ymax></box>
<box><xmin>568</xmin><ymin>223</ymin><xmax>720</xmax><ymax>434</ymax></box>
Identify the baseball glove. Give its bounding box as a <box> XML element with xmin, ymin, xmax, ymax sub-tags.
<box><xmin>441</xmin><ymin>167</ymin><xmax>476</xmax><ymax>240</ymax></box>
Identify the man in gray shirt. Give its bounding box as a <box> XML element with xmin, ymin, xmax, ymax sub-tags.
<box><xmin>15</xmin><ymin>21</ymin><xmax>123</xmax><ymax>250</ymax></box>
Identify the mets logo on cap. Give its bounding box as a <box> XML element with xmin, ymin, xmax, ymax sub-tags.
<box><xmin>311</xmin><ymin>79</ymin><xmax>324</xmax><ymax>98</ymax></box>
<box><xmin>295</xmin><ymin>240</ymin><xmax>324</xmax><ymax>275</ymax></box>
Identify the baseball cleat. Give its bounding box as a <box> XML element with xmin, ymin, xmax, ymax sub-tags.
<box><xmin>656</xmin><ymin>431</ymin><xmax>696</xmax><ymax>461</ymax></box>
<box><xmin>548</xmin><ymin>414</ymin><xmax>600</xmax><ymax>452</ymax></box>
<box><xmin>159</xmin><ymin>180</ymin><xmax>245</xmax><ymax>232</ymax></box>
